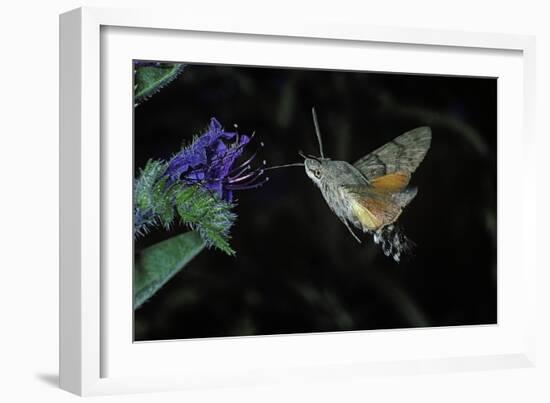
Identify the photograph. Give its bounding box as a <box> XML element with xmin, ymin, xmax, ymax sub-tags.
<box><xmin>132</xmin><ymin>61</ymin><xmax>497</xmax><ymax>341</ymax></box>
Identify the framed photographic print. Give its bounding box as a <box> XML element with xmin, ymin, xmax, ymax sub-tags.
<box><xmin>60</xmin><ymin>6</ymin><xmax>537</xmax><ymax>396</ymax></box>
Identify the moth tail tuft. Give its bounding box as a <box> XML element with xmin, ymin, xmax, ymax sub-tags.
<box><xmin>374</xmin><ymin>224</ymin><xmax>415</xmax><ymax>262</ymax></box>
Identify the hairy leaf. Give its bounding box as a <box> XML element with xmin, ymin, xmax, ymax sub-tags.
<box><xmin>134</xmin><ymin>160</ymin><xmax>236</xmax><ymax>254</ymax></box>
<box><xmin>134</xmin><ymin>159</ymin><xmax>169</xmax><ymax>237</ymax></box>
<box><xmin>134</xmin><ymin>231</ymin><xmax>205</xmax><ymax>309</ymax></box>
<box><xmin>175</xmin><ymin>186</ymin><xmax>237</xmax><ymax>255</ymax></box>
<box><xmin>134</xmin><ymin>62</ymin><xmax>185</xmax><ymax>105</ymax></box>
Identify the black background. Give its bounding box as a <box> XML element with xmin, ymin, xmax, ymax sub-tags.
<box><xmin>134</xmin><ymin>63</ymin><xmax>497</xmax><ymax>341</ymax></box>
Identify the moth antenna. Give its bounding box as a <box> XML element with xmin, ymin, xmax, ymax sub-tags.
<box><xmin>298</xmin><ymin>150</ymin><xmax>321</xmax><ymax>162</ymax></box>
<box><xmin>311</xmin><ymin>107</ymin><xmax>325</xmax><ymax>158</ymax></box>
<box><xmin>264</xmin><ymin>162</ymin><xmax>305</xmax><ymax>172</ymax></box>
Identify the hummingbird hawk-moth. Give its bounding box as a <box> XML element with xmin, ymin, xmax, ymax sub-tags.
<box><xmin>269</xmin><ymin>108</ymin><xmax>431</xmax><ymax>262</ymax></box>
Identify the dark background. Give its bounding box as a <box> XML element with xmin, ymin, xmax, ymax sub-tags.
<box><xmin>134</xmin><ymin>63</ymin><xmax>497</xmax><ymax>341</ymax></box>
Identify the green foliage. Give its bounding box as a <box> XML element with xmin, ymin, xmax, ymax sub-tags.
<box><xmin>175</xmin><ymin>186</ymin><xmax>237</xmax><ymax>256</ymax></box>
<box><xmin>134</xmin><ymin>159</ymin><xmax>236</xmax><ymax>255</ymax></box>
<box><xmin>133</xmin><ymin>159</ymin><xmax>170</xmax><ymax>237</ymax></box>
<box><xmin>134</xmin><ymin>231</ymin><xmax>205</xmax><ymax>309</ymax></box>
<box><xmin>134</xmin><ymin>63</ymin><xmax>185</xmax><ymax>105</ymax></box>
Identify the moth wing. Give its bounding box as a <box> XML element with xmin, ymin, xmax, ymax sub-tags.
<box><xmin>369</xmin><ymin>171</ymin><xmax>411</xmax><ymax>193</ymax></box>
<box><xmin>342</xmin><ymin>185</ymin><xmax>405</xmax><ymax>231</ymax></box>
<box><xmin>354</xmin><ymin>126</ymin><xmax>431</xmax><ymax>181</ymax></box>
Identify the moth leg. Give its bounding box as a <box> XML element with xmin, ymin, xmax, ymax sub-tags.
<box><xmin>339</xmin><ymin>217</ymin><xmax>362</xmax><ymax>244</ymax></box>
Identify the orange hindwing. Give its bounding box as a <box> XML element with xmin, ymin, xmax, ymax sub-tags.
<box><xmin>344</xmin><ymin>185</ymin><xmax>404</xmax><ymax>231</ymax></box>
<box><xmin>369</xmin><ymin>171</ymin><xmax>410</xmax><ymax>193</ymax></box>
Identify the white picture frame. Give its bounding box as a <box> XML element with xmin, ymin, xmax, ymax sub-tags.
<box><xmin>59</xmin><ymin>6</ymin><xmax>537</xmax><ymax>396</ymax></box>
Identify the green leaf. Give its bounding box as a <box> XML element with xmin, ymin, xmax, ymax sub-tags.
<box><xmin>134</xmin><ymin>63</ymin><xmax>185</xmax><ymax>105</ymax></box>
<box><xmin>175</xmin><ymin>186</ymin><xmax>237</xmax><ymax>255</ymax></box>
<box><xmin>133</xmin><ymin>160</ymin><xmax>237</xmax><ymax>254</ymax></box>
<box><xmin>134</xmin><ymin>231</ymin><xmax>205</xmax><ymax>309</ymax></box>
<box><xmin>133</xmin><ymin>159</ymin><xmax>169</xmax><ymax>237</ymax></box>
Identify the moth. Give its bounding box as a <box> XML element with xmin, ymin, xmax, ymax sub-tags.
<box><xmin>268</xmin><ymin>108</ymin><xmax>431</xmax><ymax>262</ymax></box>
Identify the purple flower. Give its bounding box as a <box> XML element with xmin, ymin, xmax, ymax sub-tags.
<box><xmin>166</xmin><ymin>118</ymin><xmax>267</xmax><ymax>201</ymax></box>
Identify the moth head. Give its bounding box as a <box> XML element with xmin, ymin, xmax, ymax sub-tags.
<box><xmin>304</xmin><ymin>156</ymin><xmax>326</xmax><ymax>184</ymax></box>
